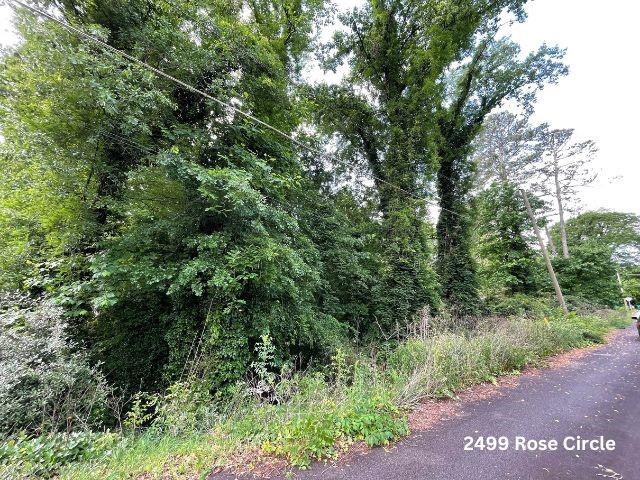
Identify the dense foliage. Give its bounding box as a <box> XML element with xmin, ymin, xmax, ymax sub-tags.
<box><xmin>0</xmin><ymin>292</ymin><xmax>109</xmax><ymax>435</ymax></box>
<box><xmin>0</xmin><ymin>2</ymin><xmax>632</xmax><ymax>476</ymax></box>
<box><xmin>552</xmin><ymin>243</ymin><xmax>620</xmax><ymax>307</ymax></box>
<box><xmin>546</xmin><ymin>211</ymin><xmax>640</xmax><ymax>305</ymax></box>
<box><xmin>550</xmin><ymin>210</ymin><xmax>640</xmax><ymax>265</ymax></box>
<box><xmin>475</xmin><ymin>181</ymin><xmax>542</xmax><ymax>298</ymax></box>
<box><xmin>0</xmin><ymin>0</ymin><xmax>362</xmax><ymax>396</ymax></box>
<box><xmin>0</xmin><ymin>0</ymin><xmax>566</xmax><ymax>398</ymax></box>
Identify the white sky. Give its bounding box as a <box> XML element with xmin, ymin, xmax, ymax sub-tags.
<box><xmin>0</xmin><ymin>0</ymin><xmax>638</xmax><ymax>218</ymax></box>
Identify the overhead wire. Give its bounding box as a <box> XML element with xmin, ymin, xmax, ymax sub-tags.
<box><xmin>8</xmin><ymin>0</ymin><xmax>476</xmax><ymax>221</ymax></box>
<box><xmin>90</xmin><ymin>129</ymin><xmax>375</xmax><ymax>228</ymax></box>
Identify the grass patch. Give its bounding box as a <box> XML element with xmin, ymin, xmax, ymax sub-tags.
<box><xmin>56</xmin><ymin>434</ymin><xmax>224</xmax><ymax>480</ymax></box>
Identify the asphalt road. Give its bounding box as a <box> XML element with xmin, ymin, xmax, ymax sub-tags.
<box><xmin>282</xmin><ymin>325</ymin><xmax>640</xmax><ymax>480</ymax></box>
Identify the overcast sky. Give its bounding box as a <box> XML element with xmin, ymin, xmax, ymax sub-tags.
<box><xmin>1</xmin><ymin>0</ymin><xmax>637</xmax><ymax>218</ymax></box>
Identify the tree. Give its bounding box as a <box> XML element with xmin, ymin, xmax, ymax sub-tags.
<box><xmin>532</xmin><ymin>128</ymin><xmax>598</xmax><ymax>258</ymax></box>
<box><xmin>551</xmin><ymin>210</ymin><xmax>640</xmax><ymax>266</ymax></box>
<box><xmin>475</xmin><ymin>181</ymin><xmax>541</xmax><ymax>297</ymax></box>
<box><xmin>247</xmin><ymin>0</ymin><xmax>327</xmax><ymax>75</ymax></box>
<box><xmin>0</xmin><ymin>6</ymin><xmax>170</xmax><ymax>290</ymax></box>
<box><xmin>551</xmin><ymin>210</ymin><xmax>640</xmax><ymax>302</ymax></box>
<box><xmin>312</xmin><ymin>0</ymin><xmax>568</xmax><ymax>319</ymax></box>
<box><xmin>471</xmin><ymin>110</ymin><xmax>561</xmax><ymax>258</ymax></box>
<box><xmin>435</xmin><ymin>35</ymin><xmax>566</xmax><ymax>314</ymax></box>
<box><xmin>313</xmin><ymin>1</ymin><xmax>501</xmax><ymax>325</ymax></box>
<box><xmin>621</xmin><ymin>266</ymin><xmax>640</xmax><ymax>300</ymax></box>
<box><xmin>552</xmin><ymin>243</ymin><xmax>620</xmax><ymax>307</ymax></box>
<box><xmin>471</xmin><ymin>111</ymin><xmax>545</xmax><ymax>189</ymax></box>
<box><xmin>1</xmin><ymin>0</ymin><xmax>348</xmax><ymax>394</ymax></box>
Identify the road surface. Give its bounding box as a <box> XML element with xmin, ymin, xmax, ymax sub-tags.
<box><xmin>280</xmin><ymin>326</ymin><xmax>640</xmax><ymax>480</ymax></box>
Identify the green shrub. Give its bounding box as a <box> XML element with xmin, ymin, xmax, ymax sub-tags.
<box><xmin>386</xmin><ymin>339</ymin><xmax>432</xmax><ymax>374</ymax></box>
<box><xmin>484</xmin><ymin>294</ymin><xmax>556</xmax><ymax>317</ymax></box>
<box><xmin>263</xmin><ymin>401</ymin><xmax>339</xmax><ymax>467</ymax></box>
<box><xmin>338</xmin><ymin>395</ymin><xmax>408</xmax><ymax>447</ymax></box>
<box><xmin>0</xmin><ymin>293</ymin><xmax>109</xmax><ymax>435</ymax></box>
<box><xmin>262</xmin><ymin>392</ymin><xmax>408</xmax><ymax>468</ymax></box>
<box><xmin>0</xmin><ymin>431</ymin><xmax>120</xmax><ymax>479</ymax></box>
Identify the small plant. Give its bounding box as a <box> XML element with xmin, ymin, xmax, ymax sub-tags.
<box><xmin>263</xmin><ymin>391</ymin><xmax>408</xmax><ymax>468</ymax></box>
<box><xmin>263</xmin><ymin>402</ymin><xmax>339</xmax><ymax>468</ymax></box>
<box><xmin>152</xmin><ymin>381</ymin><xmax>210</xmax><ymax>436</ymax></box>
<box><xmin>249</xmin><ymin>333</ymin><xmax>279</xmax><ymax>402</ymax></box>
<box><xmin>330</xmin><ymin>347</ymin><xmax>350</xmax><ymax>388</ymax></box>
<box><xmin>0</xmin><ymin>431</ymin><xmax>120</xmax><ymax>479</ymax></box>
<box><xmin>339</xmin><ymin>395</ymin><xmax>408</xmax><ymax>447</ymax></box>
<box><xmin>123</xmin><ymin>392</ymin><xmax>159</xmax><ymax>432</ymax></box>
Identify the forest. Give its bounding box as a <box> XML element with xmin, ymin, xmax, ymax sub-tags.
<box><xmin>1</xmin><ymin>0</ymin><xmax>639</xmax><ymax>478</ymax></box>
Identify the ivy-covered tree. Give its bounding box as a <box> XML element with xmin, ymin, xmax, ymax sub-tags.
<box><xmin>436</xmin><ymin>34</ymin><xmax>566</xmax><ymax>314</ymax></box>
<box><xmin>1</xmin><ymin>0</ymin><xmax>349</xmax><ymax>393</ymax></box>
<box><xmin>311</xmin><ymin>0</ymin><xmax>556</xmax><ymax>323</ymax></box>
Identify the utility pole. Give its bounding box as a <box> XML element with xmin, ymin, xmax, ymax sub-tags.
<box><xmin>520</xmin><ymin>189</ymin><xmax>568</xmax><ymax>314</ymax></box>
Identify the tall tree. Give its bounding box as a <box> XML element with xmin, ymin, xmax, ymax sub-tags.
<box><xmin>551</xmin><ymin>210</ymin><xmax>640</xmax><ymax>266</ymax></box>
<box><xmin>471</xmin><ymin>110</ymin><xmax>558</xmax><ymax>259</ymax></box>
<box><xmin>471</xmin><ymin>111</ymin><xmax>545</xmax><ymax>189</ymax></box>
<box><xmin>312</xmin><ymin>0</ymin><xmax>547</xmax><ymax>323</ymax></box>
<box><xmin>247</xmin><ymin>0</ymin><xmax>327</xmax><ymax>75</ymax></box>
<box><xmin>532</xmin><ymin>128</ymin><xmax>598</xmax><ymax>258</ymax></box>
<box><xmin>436</xmin><ymin>35</ymin><xmax>566</xmax><ymax>314</ymax></box>
<box><xmin>1</xmin><ymin>0</ymin><xmax>342</xmax><ymax>393</ymax></box>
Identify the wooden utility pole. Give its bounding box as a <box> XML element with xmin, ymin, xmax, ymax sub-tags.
<box><xmin>520</xmin><ymin>189</ymin><xmax>568</xmax><ymax>314</ymax></box>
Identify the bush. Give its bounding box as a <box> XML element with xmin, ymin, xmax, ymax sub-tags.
<box><xmin>262</xmin><ymin>392</ymin><xmax>408</xmax><ymax>468</ymax></box>
<box><xmin>338</xmin><ymin>394</ymin><xmax>408</xmax><ymax>447</ymax></box>
<box><xmin>553</xmin><ymin>243</ymin><xmax>620</xmax><ymax>307</ymax></box>
<box><xmin>483</xmin><ymin>294</ymin><xmax>556</xmax><ymax>317</ymax></box>
<box><xmin>0</xmin><ymin>431</ymin><xmax>120</xmax><ymax>479</ymax></box>
<box><xmin>0</xmin><ymin>292</ymin><xmax>109</xmax><ymax>435</ymax></box>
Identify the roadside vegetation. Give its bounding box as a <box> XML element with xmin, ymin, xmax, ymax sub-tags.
<box><xmin>0</xmin><ymin>0</ymin><xmax>639</xmax><ymax>479</ymax></box>
<box><xmin>1</xmin><ymin>305</ymin><xmax>628</xmax><ymax>479</ymax></box>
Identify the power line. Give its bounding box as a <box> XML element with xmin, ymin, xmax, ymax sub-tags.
<box><xmin>8</xmin><ymin>0</ymin><xmax>308</xmax><ymax>152</ymax></box>
<box><xmin>87</xmin><ymin>130</ymin><xmax>376</xmax><ymax>228</ymax></box>
<box><xmin>8</xmin><ymin>0</ymin><xmax>471</xmax><ymax>220</ymax></box>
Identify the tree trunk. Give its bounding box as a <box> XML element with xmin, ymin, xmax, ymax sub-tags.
<box><xmin>553</xmin><ymin>155</ymin><xmax>570</xmax><ymax>258</ymax></box>
<box><xmin>436</xmin><ymin>146</ymin><xmax>479</xmax><ymax>316</ymax></box>
<box><xmin>545</xmin><ymin>225</ymin><xmax>558</xmax><ymax>256</ymax></box>
<box><xmin>521</xmin><ymin>190</ymin><xmax>568</xmax><ymax>314</ymax></box>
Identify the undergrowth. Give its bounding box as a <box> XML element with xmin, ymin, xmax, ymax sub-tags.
<box><xmin>1</xmin><ymin>310</ymin><xmax>629</xmax><ymax>479</ymax></box>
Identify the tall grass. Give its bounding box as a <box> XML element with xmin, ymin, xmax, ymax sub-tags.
<box><xmin>3</xmin><ymin>310</ymin><xmax>628</xmax><ymax>479</ymax></box>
